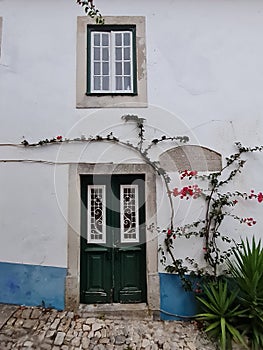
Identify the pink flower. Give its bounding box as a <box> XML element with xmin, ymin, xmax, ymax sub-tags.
<box><xmin>257</xmin><ymin>192</ymin><xmax>263</xmax><ymax>203</ymax></box>
<box><xmin>172</xmin><ymin>188</ymin><xmax>179</xmax><ymax>197</ymax></box>
<box><xmin>167</xmin><ymin>229</ymin><xmax>172</xmax><ymax>236</ymax></box>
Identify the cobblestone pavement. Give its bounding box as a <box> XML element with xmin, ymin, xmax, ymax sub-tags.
<box><xmin>0</xmin><ymin>305</ymin><xmax>217</xmax><ymax>350</ymax></box>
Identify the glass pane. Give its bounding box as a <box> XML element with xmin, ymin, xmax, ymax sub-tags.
<box><xmin>102</xmin><ymin>33</ymin><xmax>109</xmax><ymax>46</ymax></box>
<box><xmin>94</xmin><ymin>34</ymin><xmax>100</xmax><ymax>46</ymax></box>
<box><xmin>124</xmin><ymin>47</ymin><xmax>130</xmax><ymax>60</ymax></box>
<box><xmin>115</xmin><ymin>48</ymin><xmax>122</xmax><ymax>61</ymax></box>
<box><xmin>102</xmin><ymin>77</ymin><xmax>109</xmax><ymax>90</ymax></box>
<box><xmin>115</xmin><ymin>62</ymin><xmax>122</xmax><ymax>75</ymax></box>
<box><xmin>94</xmin><ymin>62</ymin><xmax>100</xmax><ymax>75</ymax></box>
<box><xmin>94</xmin><ymin>48</ymin><xmax>100</xmax><ymax>60</ymax></box>
<box><xmin>124</xmin><ymin>77</ymin><xmax>131</xmax><ymax>91</ymax></box>
<box><xmin>115</xmin><ymin>33</ymin><xmax>122</xmax><ymax>46</ymax></box>
<box><xmin>124</xmin><ymin>33</ymin><xmax>130</xmax><ymax>46</ymax></box>
<box><xmin>116</xmin><ymin>77</ymin><xmax>123</xmax><ymax>90</ymax></box>
<box><xmin>102</xmin><ymin>48</ymin><xmax>109</xmax><ymax>61</ymax></box>
<box><xmin>102</xmin><ymin>62</ymin><xmax>109</xmax><ymax>75</ymax></box>
<box><xmin>124</xmin><ymin>62</ymin><xmax>131</xmax><ymax>75</ymax></box>
<box><xmin>94</xmin><ymin>77</ymin><xmax>100</xmax><ymax>90</ymax></box>
<box><xmin>88</xmin><ymin>186</ymin><xmax>106</xmax><ymax>243</ymax></box>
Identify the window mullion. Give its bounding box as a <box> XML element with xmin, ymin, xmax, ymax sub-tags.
<box><xmin>111</xmin><ymin>31</ymin><xmax>115</xmax><ymax>93</ymax></box>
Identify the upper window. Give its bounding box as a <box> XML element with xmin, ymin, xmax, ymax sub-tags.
<box><xmin>87</xmin><ymin>26</ymin><xmax>136</xmax><ymax>95</ymax></box>
<box><xmin>76</xmin><ymin>16</ymin><xmax>147</xmax><ymax>108</ymax></box>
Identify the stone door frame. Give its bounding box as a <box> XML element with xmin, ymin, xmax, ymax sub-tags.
<box><xmin>65</xmin><ymin>163</ymin><xmax>160</xmax><ymax>315</ymax></box>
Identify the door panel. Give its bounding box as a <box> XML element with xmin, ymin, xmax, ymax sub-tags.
<box><xmin>117</xmin><ymin>247</ymin><xmax>144</xmax><ymax>303</ymax></box>
<box><xmin>80</xmin><ymin>174</ymin><xmax>146</xmax><ymax>304</ymax></box>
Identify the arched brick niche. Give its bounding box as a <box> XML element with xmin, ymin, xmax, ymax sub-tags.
<box><xmin>159</xmin><ymin>145</ymin><xmax>222</xmax><ymax>172</ymax></box>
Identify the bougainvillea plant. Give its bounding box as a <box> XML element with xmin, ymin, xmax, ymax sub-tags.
<box><xmin>160</xmin><ymin>142</ymin><xmax>263</xmax><ymax>291</ymax></box>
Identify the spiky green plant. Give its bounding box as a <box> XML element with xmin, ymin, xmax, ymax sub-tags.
<box><xmin>196</xmin><ymin>280</ymin><xmax>247</xmax><ymax>350</ymax></box>
<box><xmin>228</xmin><ymin>237</ymin><xmax>263</xmax><ymax>350</ymax></box>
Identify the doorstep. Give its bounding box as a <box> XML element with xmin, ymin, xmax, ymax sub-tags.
<box><xmin>78</xmin><ymin>303</ymin><xmax>158</xmax><ymax>320</ymax></box>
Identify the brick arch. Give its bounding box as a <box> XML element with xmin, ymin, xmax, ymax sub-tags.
<box><xmin>159</xmin><ymin>145</ymin><xmax>222</xmax><ymax>172</ymax></box>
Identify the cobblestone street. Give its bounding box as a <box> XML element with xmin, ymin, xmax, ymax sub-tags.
<box><xmin>0</xmin><ymin>304</ymin><xmax>217</xmax><ymax>350</ymax></box>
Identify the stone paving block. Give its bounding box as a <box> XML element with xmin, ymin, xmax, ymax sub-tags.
<box><xmin>58</xmin><ymin>317</ymin><xmax>71</xmax><ymax>332</ymax></box>
<box><xmin>61</xmin><ymin>345</ymin><xmax>69</xmax><ymax>350</ymax></box>
<box><xmin>31</xmin><ymin>308</ymin><xmax>43</xmax><ymax>319</ymax></box>
<box><xmin>92</xmin><ymin>322</ymin><xmax>103</xmax><ymax>332</ymax></box>
<box><xmin>23</xmin><ymin>340</ymin><xmax>34</xmax><ymax>347</ymax></box>
<box><xmin>46</xmin><ymin>330</ymin><xmax>56</xmax><ymax>339</ymax></box>
<box><xmin>94</xmin><ymin>344</ymin><xmax>106</xmax><ymax>350</ymax></box>
<box><xmin>54</xmin><ymin>331</ymin><xmax>65</xmax><ymax>346</ymax></box>
<box><xmin>23</xmin><ymin>319</ymin><xmax>38</xmax><ymax>329</ymax></box>
<box><xmin>50</xmin><ymin>318</ymin><xmax>61</xmax><ymax>330</ymax></box>
<box><xmin>21</xmin><ymin>308</ymin><xmax>32</xmax><ymax>319</ymax></box>
<box><xmin>40</xmin><ymin>344</ymin><xmax>52</xmax><ymax>350</ymax></box>
<box><xmin>71</xmin><ymin>336</ymin><xmax>81</xmax><ymax>347</ymax></box>
<box><xmin>14</xmin><ymin>319</ymin><xmax>24</xmax><ymax>327</ymax></box>
<box><xmin>81</xmin><ymin>337</ymin><xmax>90</xmax><ymax>349</ymax></box>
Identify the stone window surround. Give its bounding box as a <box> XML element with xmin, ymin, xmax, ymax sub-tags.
<box><xmin>76</xmin><ymin>16</ymin><xmax>148</xmax><ymax>108</ymax></box>
<box><xmin>65</xmin><ymin>163</ymin><xmax>159</xmax><ymax>315</ymax></box>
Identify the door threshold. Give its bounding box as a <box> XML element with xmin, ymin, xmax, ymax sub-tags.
<box><xmin>78</xmin><ymin>303</ymin><xmax>155</xmax><ymax>320</ymax></box>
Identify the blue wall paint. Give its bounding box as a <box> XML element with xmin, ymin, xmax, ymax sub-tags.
<box><xmin>0</xmin><ymin>262</ymin><xmax>67</xmax><ymax>310</ymax></box>
<box><xmin>159</xmin><ymin>273</ymin><xmax>198</xmax><ymax>321</ymax></box>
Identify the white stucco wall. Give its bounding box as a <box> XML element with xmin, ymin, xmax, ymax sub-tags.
<box><xmin>0</xmin><ymin>0</ymin><xmax>263</xmax><ymax>268</ymax></box>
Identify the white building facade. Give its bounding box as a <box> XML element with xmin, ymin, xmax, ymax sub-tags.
<box><xmin>0</xmin><ymin>0</ymin><xmax>263</xmax><ymax>319</ymax></box>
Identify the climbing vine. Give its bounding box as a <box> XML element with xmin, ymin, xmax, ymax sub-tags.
<box><xmin>76</xmin><ymin>0</ymin><xmax>104</xmax><ymax>24</ymax></box>
<box><xmin>17</xmin><ymin>116</ymin><xmax>263</xmax><ymax>290</ymax></box>
<box><xmin>161</xmin><ymin>142</ymin><xmax>263</xmax><ymax>290</ymax></box>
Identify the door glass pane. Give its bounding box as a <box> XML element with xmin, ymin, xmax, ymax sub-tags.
<box><xmin>87</xmin><ymin>185</ymin><xmax>106</xmax><ymax>243</ymax></box>
<box><xmin>120</xmin><ymin>185</ymin><xmax>139</xmax><ymax>243</ymax></box>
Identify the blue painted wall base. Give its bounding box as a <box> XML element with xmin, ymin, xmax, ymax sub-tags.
<box><xmin>159</xmin><ymin>273</ymin><xmax>198</xmax><ymax>320</ymax></box>
<box><xmin>0</xmin><ymin>262</ymin><xmax>67</xmax><ymax>310</ymax></box>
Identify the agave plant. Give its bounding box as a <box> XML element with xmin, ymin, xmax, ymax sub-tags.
<box><xmin>227</xmin><ymin>237</ymin><xmax>263</xmax><ymax>350</ymax></box>
<box><xmin>196</xmin><ymin>280</ymin><xmax>247</xmax><ymax>350</ymax></box>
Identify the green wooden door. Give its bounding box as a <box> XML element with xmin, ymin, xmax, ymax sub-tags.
<box><xmin>80</xmin><ymin>174</ymin><xmax>146</xmax><ymax>304</ymax></box>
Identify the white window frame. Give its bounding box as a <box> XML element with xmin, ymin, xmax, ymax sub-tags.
<box><xmin>87</xmin><ymin>185</ymin><xmax>106</xmax><ymax>244</ymax></box>
<box><xmin>90</xmin><ymin>30</ymin><xmax>134</xmax><ymax>94</ymax></box>
<box><xmin>120</xmin><ymin>185</ymin><xmax>139</xmax><ymax>243</ymax></box>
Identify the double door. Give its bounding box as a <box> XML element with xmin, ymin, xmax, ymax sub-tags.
<box><xmin>80</xmin><ymin>174</ymin><xmax>146</xmax><ymax>303</ymax></box>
